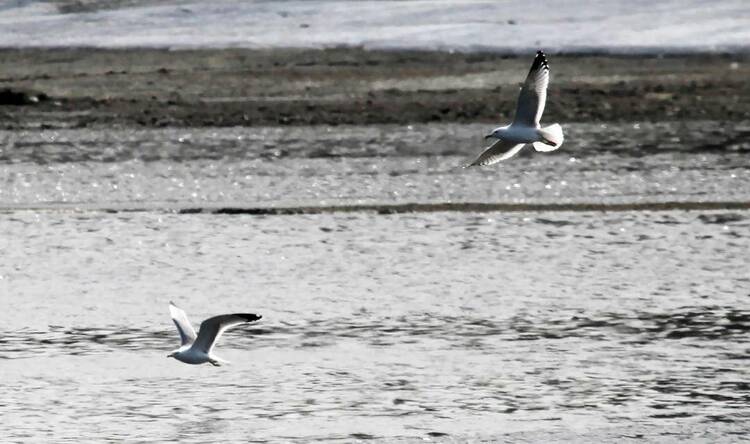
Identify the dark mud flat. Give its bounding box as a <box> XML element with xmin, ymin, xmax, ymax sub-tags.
<box><xmin>0</xmin><ymin>47</ymin><xmax>748</xmax><ymax>129</ymax></box>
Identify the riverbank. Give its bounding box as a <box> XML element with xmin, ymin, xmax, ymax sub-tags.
<box><xmin>0</xmin><ymin>47</ymin><xmax>748</xmax><ymax>129</ymax></box>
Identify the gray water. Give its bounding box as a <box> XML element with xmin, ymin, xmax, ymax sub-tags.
<box><xmin>1</xmin><ymin>122</ymin><xmax>749</xmax><ymax>442</ymax></box>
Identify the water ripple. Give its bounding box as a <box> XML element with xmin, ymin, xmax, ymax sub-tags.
<box><xmin>2</xmin><ymin>306</ymin><xmax>747</xmax><ymax>359</ymax></box>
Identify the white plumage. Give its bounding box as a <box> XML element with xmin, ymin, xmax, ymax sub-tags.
<box><xmin>167</xmin><ymin>302</ymin><xmax>262</xmax><ymax>366</ymax></box>
<box><xmin>467</xmin><ymin>51</ymin><xmax>564</xmax><ymax>167</ymax></box>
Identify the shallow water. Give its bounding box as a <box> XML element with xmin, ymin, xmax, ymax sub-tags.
<box><xmin>1</xmin><ymin>122</ymin><xmax>749</xmax><ymax>209</ymax></box>
<box><xmin>1</xmin><ymin>122</ymin><xmax>749</xmax><ymax>442</ymax></box>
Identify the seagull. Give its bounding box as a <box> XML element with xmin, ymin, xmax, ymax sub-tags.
<box><xmin>167</xmin><ymin>301</ymin><xmax>262</xmax><ymax>366</ymax></box>
<box><xmin>467</xmin><ymin>50</ymin><xmax>564</xmax><ymax>167</ymax></box>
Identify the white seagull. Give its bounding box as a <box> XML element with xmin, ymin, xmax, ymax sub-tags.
<box><xmin>467</xmin><ymin>50</ymin><xmax>564</xmax><ymax>167</ymax></box>
<box><xmin>167</xmin><ymin>301</ymin><xmax>262</xmax><ymax>366</ymax></box>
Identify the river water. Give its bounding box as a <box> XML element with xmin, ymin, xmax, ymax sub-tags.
<box><xmin>1</xmin><ymin>122</ymin><xmax>749</xmax><ymax>442</ymax></box>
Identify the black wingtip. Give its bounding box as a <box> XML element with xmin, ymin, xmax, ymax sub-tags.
<box><xmin>240</xmin><ymin>313</ymin><xmax>262</xmax><ymax>322</ymax></box>
<box><xmin>531</xmin><ymin>50</ymin><xmax>549</xmax><ymax>72</ymax></box>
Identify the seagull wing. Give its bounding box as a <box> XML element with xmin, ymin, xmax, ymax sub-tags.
<box><xmin>466</xmin><ymin>140</ymin><xmax>525</xmax><ymax>167</ymax></box>
<box><xmin>513</xmin><ymin>51</ymin><xmax>549</xmax><ymax>126</ymax></box>
<box><xmin>193</xmin><ymin>313</ymin><xmax>262</xmax><ymax>354</ymax></box>
<box><xmin>169</xmin><ymin>301</ymin><xmax>197</xmax><ymax>346</ymax></box>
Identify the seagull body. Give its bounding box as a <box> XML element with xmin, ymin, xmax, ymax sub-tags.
<box><xmin>467</xmin><ymin>50</ymin><xmax>564</xmax><ymax>167</ymax></box>
<box><xmin>167</xmin><ymin>302</ymin><xmax>261</xmax><ymax>366</ymax></box>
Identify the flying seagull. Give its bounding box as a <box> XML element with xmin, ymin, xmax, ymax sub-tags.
<box><xmin>167</xmin><ymin>301</ymin><xmax>262</xmax><ymax>366</ymax></box>
<box><xmin>467</xmin><ymin>50</ymin><xmax>564</xmax><ymax>167</ymax></box>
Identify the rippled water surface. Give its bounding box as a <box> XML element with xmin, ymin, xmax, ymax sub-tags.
<box><xmin>1</xmin><ymin>122</ymin><xmax>749</xmax><ymax>442</ymax></box>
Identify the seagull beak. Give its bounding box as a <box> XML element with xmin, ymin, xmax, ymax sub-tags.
<box><xmin>484</xmin><ymin>133</ymin><xmax>496</xmax><ymax>140</ymax></box>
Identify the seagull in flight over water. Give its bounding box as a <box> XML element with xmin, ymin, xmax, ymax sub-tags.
<box><xmin>467</xmin><ymin>50</ymin><xmax>564</xmax><ymax>167</ymax></box>
<box><xmin>168</xmin><ymin>301</ymin><xmax>262</xmax><ymax>366</ymax></box>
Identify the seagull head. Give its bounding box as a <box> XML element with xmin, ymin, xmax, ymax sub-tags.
<box><xmin>484</xmin><ymin>127</ymin><xmax>506</xmax><ymax>140</ymax></box>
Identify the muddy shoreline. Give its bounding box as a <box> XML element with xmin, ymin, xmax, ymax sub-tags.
<box><xmin>0</xmin><ymin>47</ymin><xmax>748</xmax><ymax>129</ymax></box>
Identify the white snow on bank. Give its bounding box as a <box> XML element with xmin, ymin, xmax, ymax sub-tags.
<box><xmin>0</xmin><ymin>0</ymin><xmax>748</xmax><ymax>53</ymax></box>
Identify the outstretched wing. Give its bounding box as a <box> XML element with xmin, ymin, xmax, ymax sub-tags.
<box><xmin>169</xmin><ymin>301</ymin><xmax>197</xmax><ymax>346</ymax></box>
<box><xmin>513</xmin><ymin>51</ymin><xmax>549</xmax><ymax>126</ymax></box>
<box><xmin>466</xmin><ymin>140</ymin><xmax>525</xmax><ymax>167</ymax></box>
<box><xmin>193</xmin><ymin>313</ymin><xmax>262</xmax><ymax>353</ymax></box>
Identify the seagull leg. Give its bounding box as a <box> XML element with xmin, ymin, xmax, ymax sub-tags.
<box><xmin>540</xmin><ymin>137</ymin><xmax>556</xmax><ymax>146</ymax></box>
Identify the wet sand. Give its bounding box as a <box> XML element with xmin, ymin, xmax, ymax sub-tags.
<box><xmin>0</xmin><ymin>47</ymin><xmax>748</xmax><ymax>129</ymax></box>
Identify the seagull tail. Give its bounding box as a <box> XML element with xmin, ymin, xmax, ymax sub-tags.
<box><xmin>534</xmin><ymin>123</ymin><xmax>564</xmax><ymax>152</ymax></box>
